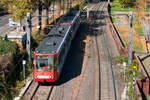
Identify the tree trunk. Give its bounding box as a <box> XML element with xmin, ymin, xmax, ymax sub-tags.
<box><xmin>70</xmin><ymin>0</ymin><xmax>72</xmax><ymax>9</ymax></box>
<box><xmin>45</xmin><ymin>7</ymin><xmax>49</xmax><ymax>26</ymax></box>
<box><xmin>59</xmin><ymin>0</ymin><xmax>62</xmax><ymax>17</ymax></box>
<box><xmin>63</xmin><ymin>0</ymin><xmax>65</xmax><ymax>14</ymax></box>
<box><xmin>66</xmin><ymin>0</ymin><xmax>68</xmax><ymax>12</ymax></box>
<box><xmin>53</xmin><ymin>2</ymin><xmax>55</xmax><ymax>25</ymax></box>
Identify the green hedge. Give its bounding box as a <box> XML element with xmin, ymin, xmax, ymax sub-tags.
<box><xmin>0</xmin><ymin>37</ymin><xmax>18</xmax><ymax>55</ymax></box>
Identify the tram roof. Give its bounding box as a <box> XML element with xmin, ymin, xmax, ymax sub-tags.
<box><xmin>35</xmin><ymin>25</ymin><xmax>70</xmax><ymax>54</ymax></box>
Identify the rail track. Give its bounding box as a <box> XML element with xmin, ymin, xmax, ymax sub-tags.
<box><xmin>91</xmin><ymin>1</ymin><xmax>117</xmax><ymax>100</ymax></box>
<box><xmin>23</xmin><ymin>81</ymin><xmax>54</xmax><ymax>100</ymax></box>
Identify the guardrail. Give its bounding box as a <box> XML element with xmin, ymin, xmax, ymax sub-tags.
<box><xmin>106</xmin><ymin>3</ymin><xmax>149</xmax><ymax>99</ymax></box>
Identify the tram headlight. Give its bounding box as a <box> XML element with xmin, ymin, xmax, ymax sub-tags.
<box><xmin>36</xmin><ymin>75</ymin><xmax>53</xmax><ymax>79</ymax></box>
<box><xmin>48</xmin><ymin>76</ymin><xmax>54</xmax><ymax>78</ymax></box>
<box><xmin>35</xmin><ymin>75</ymin><xmax>39</xmax><ymax>78</ymax></box>
<box><xmin>48</xmin><ymin>76</ymin><xmax>51</xmax><ymax>78</ymax></box>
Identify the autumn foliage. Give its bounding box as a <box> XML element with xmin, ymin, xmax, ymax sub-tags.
<box><xmin>134</xmin><ymin>0</ymin><xmax>147</xmax><ymax>19</ymax></box>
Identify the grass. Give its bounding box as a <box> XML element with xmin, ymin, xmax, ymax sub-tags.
<box><xmin>133</xmin><ymin>36</ymin><xmax>143</xmax><ymax>52</ymax></box>
<box><xmin>123</xmin><ymin>37</ymin><xmax>143</xmax><ymax>52</ymax></box>
<box><xmin>111</xmin><ymin>6</ymin><xmax>134</xmax><ymax>12</ymax></box>
<box><xmin>134</xmin><ymin>27</ymin><xmax>143</xmax><ymax>36</ymax></box>
<box><xmin>114</xmin><ymin>56</ymin><xmax>142</xmax><ymax>99</ymax></box>
<box><xmin>111</xmin><ymin>14</ymin><xmax>143</xmax><ymax>52</ymax></box>
<box><xmin>146</xmin><ymin>95</ymin><xmax>150</xmax><ymax>100</ymax></box>
<box><xmin>113</xmin><ymin>56</ymin><xmax>128</xmax><ymax>65</ymax></box>
<box><xmin>111</xmin><ymin>15</ymin><xmax>120</xmax><ymax>24</ymax></box>
<box><xmin>111</xmin><ymin>0</ymin><xmax>135</xmax><ymax>12</ymax></box>
<box><xmin>114</xmin><ymin>56</ymin><xmax>142</xmax><ymax>80</ymax></box>
<box><xmin>133</xmin><ymin>17</ymin><xmax>144</xmax><ymax>36</ymax></box>
<box><xmin>111</xmin><ymin>15</ymin><xmax>115</xmax><ymax>23</ymax></box>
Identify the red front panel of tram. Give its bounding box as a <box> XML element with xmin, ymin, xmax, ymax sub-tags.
<box><xmin>33</xmin><ymin>53</ymin><xmax>58</xmax><ymax>82</ymax></box>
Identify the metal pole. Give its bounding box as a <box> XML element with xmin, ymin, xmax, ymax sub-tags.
<box><xmin>133</xmin><ymin>70</ymin><xmax>135</xmax><ymax>99</ymax></box>
<box><xmin>128</xmin><ymin>11</ymin><xmax>133</xmax><ymax>67</ymax></box>
<box><xmin>123</xmin><ymin>62</ymin><xmax>126</xmax><ymax>82</ymax></box>
<box><xmin>127</xmin><ymin>11</ymin><xmax>133</xmax><ymax>100</ymax></box>
<box><xmin>22</xmin><ymin>60</ymin><xmax>26</xmax><ymax>84</ymax></box>
<box><xmin>26</xmin><ymin>12</ymin><xmax>31</xmax><ymax>64</ymax></box>
<box><xmin>87</xmin><ymin>8</ymin><xmax>89</xmax><ymax>19</ymax></box>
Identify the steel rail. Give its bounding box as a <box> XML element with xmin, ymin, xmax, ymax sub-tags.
<box><xmin>102</xmin><ymin>13</ymin><xmax>117</xmax><ymax>100</ymax></box>
<box><xmin>30</xmin><ymin>83</ymin><xmax>40</xmax><ymax>100</ymax></box>
<box><xmin>29</xmin><ymin>85</ymin><xmax>54</xmax><ymax>100</ymax></box>
<box><xmin>95</xmin><ymin>3</ymin><xmax>106</xmax><ymax>100</ymax></box>
<box><xmin>22</xmin><ymin>80</ymin><xmax>54</xmax><ymax>100</ymax></box>
<box><xmin>102</xmin><ymin>3</ymin><xmax>117</xmax><ymax>100</ymax></box>
<box><xmin>46</xmin><ymin>86</ymin><xmax>54</xmax><ymax>100</ymax></box>
<box><xmin>92</xmin><ymin>2</ymin><xmax>106</xmax><ymax>100</ymax></box>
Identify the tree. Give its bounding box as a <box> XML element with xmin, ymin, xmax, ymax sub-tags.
<box><xmin>0</xmin><ymin>0</ymin><xmax>9</xmax><ymax>9</ymax></box>
<box><xmin>135</xmin><ymin>0</ymin><xmax>147</xmax><ymax>19</ymax></box>
<box><xmin>8</xmin><ymin>0</ymin><xmax>32</xmax><ymax>21</ymax></box>
<box><xmin>42</xmin><ymin>0</ymin><xmax>52</xmax><ymax>26</ymax></box>
<box><xmin>33</xmin><ymin>0</ymin><xmax>53</xmax><ymax>32</ymax></box>
<box><xmin>0</xmin><ymin>0</ymin><xmax>11</xmax><ymax>13</ymax></box>
<box><xmin>1</xmin><ymin>0</ymin><xmax>60</xmax><ymax>33</ymax></box>
<box><xmin>58</xmin><ymin>0</ymin><xmax>62</xmax><ymax>17</ymax></box>
<box><xmin>66</xmin><ymin>0</ymin><xmax>69</xmax><ymax>12</ymax></box>
<box><xmin>118</xmin><ymin>0</ymin><xmax>135</xmax><ymax>8</ymax></box>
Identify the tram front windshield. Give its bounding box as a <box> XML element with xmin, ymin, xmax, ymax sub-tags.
<box><xmin>36</xmin><ymin>55</ymin><xmax>53</xmax><ymax>71</ymax></box>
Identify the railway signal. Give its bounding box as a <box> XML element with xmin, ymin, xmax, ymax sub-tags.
<box><xmin>131</xmin><ymin>60</ymin><xmax>138</xmax><ymax>71</ymax></box>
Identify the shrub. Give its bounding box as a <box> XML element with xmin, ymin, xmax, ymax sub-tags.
<box><xmin>0</xmin><ymin>38</ymin><xmax>25</xmax><ymax>99</ymax></box>
<box><xmin>0</xmin><ymin>37</ymin><xmax>18</xmax><ymax>55</ymax></box>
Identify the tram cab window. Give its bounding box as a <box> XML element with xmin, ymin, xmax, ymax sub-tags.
<box><xmin>36</xmin><ymin>55</ymin><xmax>53</xmax><ymax>71</ymax></box>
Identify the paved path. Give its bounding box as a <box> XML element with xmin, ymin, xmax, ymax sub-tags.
<box><xmin>0</xmin><ymin>14</ymin><xmax>11</xmax><ymax>35</ymax></box>
<box><xmin>0</xmin><ymin>14</ymin><xmax>9</xmax><ymax>27</ymax></box>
